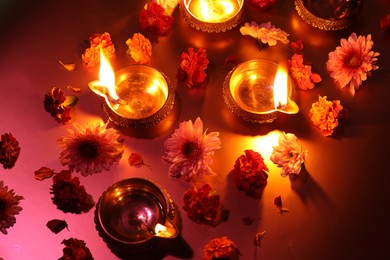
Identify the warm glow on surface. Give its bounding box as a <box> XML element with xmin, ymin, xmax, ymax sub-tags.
<box><xmin>190</xmin><ymin>0</ymin><xmax>238</xmax><ymax>23</ymax></box>
<box><xmin>251</xmin><ymin>130</ymin><xmax>281</xmax><ymax>158</ymax></box>
<box><xmin>273</xmin><ymin>66</ymin><xmax>288</xmax><ymax>109</ymax></box>
<box><xmin>99</xmin><ymin>50</ymin><xmax>119</xmax><ymax>101</ymax></box>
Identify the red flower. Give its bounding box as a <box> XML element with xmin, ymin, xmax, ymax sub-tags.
<box><xmin>176</xmin><ymin>48</ymin><xmax>209</xmax><ymax>88</ymax></box>
<box><xmin>290</xmin><ymin>39</ymin><xmax>304</xmax><ymax>54</ymax></box>
<box><xmin>50</xmin><ymin>170</ymin><xmax>95</xmax><ymax>214</ymax></box>
<box><xmin>43</xmin><ymin>87</ymin><xmax>72</xmax><ymax>124</ymax></box>
<box><xmin>380</xmin><ymin>13</ymin><xmax>390</xmax><ymax>31</ymax></box>
<box><xmin>60</xmin><ymin>238</ymin><xmax>93</xmax><ymax>260</ymax></box>
<box><xmin>249</xmin><ymin>0</ymin><xmax>277</xmax><ymax>9</ymax></box>
<box><xmin>183</xmin><ymin>184</ymin><xmax>221</xmax><ymax>226</ymax></box>
<box><xmin>0</xmin><ymin>133</ymin><xmax>21</xmax><ymax>169</ymax></box>
<box><xmin>139</xmin><ymin>2</ymin><xmax>174</xmax><ymax>39</ymax></box>
<box><xmin>231</xmin><ymin>150</ymin><xmax>269</xmax><ymax>198</ymax></box>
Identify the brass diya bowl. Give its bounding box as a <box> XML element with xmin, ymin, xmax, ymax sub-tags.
<box><xmin>180</xmin><ymin>0</ymin><xmax>245</xmax><ymax>33</ymax></box>
<box><xmin>223</xmin><ymin>59</ymin><xmax>299</xmax><ymax>124</ymax></box>
<box><xmin>95</xmin><ymin>178</ymin><xmax>178</xmax><ymax>253</ymax></box>
<box><xmin>294</xmin><ymin>0</ymin><xmax>362</xmax><ymax>30</ymax></box>
<box><xmin>90</xmin><ymin>65</ymin><xmax>175</xmax><ymax>128</ymax></box>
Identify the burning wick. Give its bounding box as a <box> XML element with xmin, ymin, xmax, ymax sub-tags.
<box><xmin>273</xmin><ymin>66</ymin><xmax>288</xmax><ymax>110</ymax></box>
<box><xmin>89</xmin><ymin>50</ymin><xmax>128</xmax><ymax>105</ymax></box>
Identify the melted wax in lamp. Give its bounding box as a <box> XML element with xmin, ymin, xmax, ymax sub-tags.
<box><xmin>188</xmin><ymin>0</ymin><xmax>241</xmax><ymax>23</ymax></box>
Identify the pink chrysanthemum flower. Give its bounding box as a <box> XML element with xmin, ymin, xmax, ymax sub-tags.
<box><xmin>163</xmin><ymin>117</ymin><xmax>221</xmax><ymax>182</ymax></box>
<box><xmin>58</xmin><ymin>122</ymin><xmax>124</xmax><ymax>176</ymax></box>
<box><xmin>326</xmin><ymin>33</ymin><xmax>380</xmax><ymax>95</ymax></box>
<box><xmin>270</xmin><ymin>132</ymin><xmax>308</xmax><ymax>177</ymax></box>
<box><xmin>0</xmin><ymin>181</ymin><xmax>24</xmax><ymax>234</ymax></box>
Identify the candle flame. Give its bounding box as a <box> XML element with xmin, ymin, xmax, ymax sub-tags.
<box><xmin>99</xmin><ymin>50</ymin><xmax>119</xmax><ymax>101</ymax></box>
<box><xmin>273</xmin><ymin>66</ymin><xmax>288</xmax><ymax>109</ymax></box>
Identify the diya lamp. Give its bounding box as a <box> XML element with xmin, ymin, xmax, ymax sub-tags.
<box><xmin>223</xmin><ymin>59</ymin><xmax>299</xmax><ymax>123</ymax></box>
<box><xmin>180</xmin><ymin>0</ymin><xmax>245</xmax><ymax>32</ymax></box>
<box><xmin>95</xmin><ymin>178</ymin><xmax>179</xmax><ymax>254</ymax></box>
<box><xmin>294</xmin><ymin>0</ymin><xmax>362</xmax><ymax>30</ymax></box>
<box><xmin>89</xmin><ymin>51</ymin><xmax>175</xmax><ymax>128</ymax></box>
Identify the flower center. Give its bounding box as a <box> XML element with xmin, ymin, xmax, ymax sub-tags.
<box><xmin>77</xmin><ymin>139</ymin><xmax>100</xmax><ymax>159</ymax></box>
<box><xmin>346</xmin><ymin>53</ymin><xmax>361</xmax><ymax>69</ymax></box>
<box><xmin>0</xmin><ymin>198</ymin><xmax>7</xmax><ymax>214</ymax></box>
<box><xmin>182</xmin><ymin>141</ymin><xmax>202</xmax><ymax>160</ymax></box>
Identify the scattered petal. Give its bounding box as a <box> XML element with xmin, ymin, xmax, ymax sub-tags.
<box><xmin>248</xmin><ymin>0</ymin><xmax>277</xmax><ymax>9</ymax></box>
<box><xmin>242</xmin><ymin>217</ymin><xmax>256</xmax><ymax>226</ymax></box>
<box><xmin>58</xmin><ymin>61</ymin><xmax>76</xmax><ymax>71</ymax></box>
<box><xmin>274</xmin><ymin>195</ymin><xmax>282</xmax><ymax>208</ymax></box>
<box><xmin>34</xmin><ymin>167</ymin><xmax>55</xmax><ymax>181</ymax></box>
<box><xmin>67</xmin><ymin>86</ymin><xmax>82</xmax><ymax>94</ymax></box>
<box><xmin>224</xmin><ymin>55</ymin><xmax>241</xmax><ymax>69</ymax></box>
<box><xmin>254</xmin><ymin>231</ymin><xmax>266</xmax><ymax>247</ymax></box>
<box><xmin>46</xmin><ymin>219</ymin><xmax>69</xmax><ymax>234</ymax></box>
<box><xmin>290</xmin><ymin>39</ymin><xmax>304</xmax><ymax>54</ymax></box>
<box><xmin>128</xmin><ymin>153</ymin><xmax>144</xmax><ymax>166</ymax></box>
<box><xmin>280</xmin><ymin>207</ymin><xmax>290</xmax><ymax>213</ymax></box>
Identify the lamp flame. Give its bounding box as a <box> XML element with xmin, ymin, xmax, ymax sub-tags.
<box><xmin>98</xmin><ymin>50</ymin><xmax>119</xmax><ymax>101</ymax></box>
<box><xmin>273</xmin><ymin>66</ymin><xmax>288</xmax><ymax>109</ymax></box>
<box><xmin>199</xmin><ymin>0</ymin><xmax>235</xmax><ymax>22</ymax></box>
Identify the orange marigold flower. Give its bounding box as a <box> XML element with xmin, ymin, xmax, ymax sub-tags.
<box><xmin>126</xmin><ymin>33</ymin><xmax>152</xmax><ymax>64</ymax></box>
<box><xmin>309</xmin><ymin>96</ymin><xmax>344</xmax><ymax>136</ymax></box>
<box><xmin>204</xmin><ymin>236</ymin><xmax>239</xmax><ymax>260</ymax></box>
<box><xmin>288</xmin><ymin>54</ymin><xmax>321</xmax><ymax>90</ymax></box>
<box><xmin>82</xmin><ymin>32</ymin><xmax>115</xmax><ymax>68</ymax></box>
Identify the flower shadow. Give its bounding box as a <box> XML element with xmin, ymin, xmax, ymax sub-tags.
<box><xmin>289</xmin><ymin>165</ymin><xmax>329</xmax><ymax>206</ymax></box>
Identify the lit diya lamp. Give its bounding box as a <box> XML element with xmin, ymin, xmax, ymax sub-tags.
<box><xmin>180</xmin><ymin>0</ymin><xmax>245</xmax><ymax>32</ymax></box>
<box><xmin>89</xmin><ymin>51</ymin><xmax>175</xmax><ymax>128</ymax></box>
<box><xmin>95</xmin><ymin>178</ymin><xmax>178</xmax><ymax>254</ymax></box>
<box><xmin>223</xmin><ymin>59</ymin><xmax>299</xmax><ymax>123</ymax></box>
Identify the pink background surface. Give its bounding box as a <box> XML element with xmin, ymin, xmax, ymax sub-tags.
<box><xmin>1</xmin><ymin>0</ymin><xmax>390</xmax><ymax>259</ymax></box>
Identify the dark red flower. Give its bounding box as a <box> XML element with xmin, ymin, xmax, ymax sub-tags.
<box><xmin>231</xmin><ymin>150</ymin><xmax>269</xmax><ymax>198</ymax></box>
<box><xmin>43</xmin><ymin>87</ymin><xmax>72</xmax><ymax>124</ymax></box>
<box><xmin>176</xmin><ymin>48</ymin><xmax>209</xmax><ymax>88</ymax></box>
<box><xmin>50</xmin><ymin>170</ymin><xmax>95</xmax><ymax>214</ymax></box>
<box><xmin>249</xmin><ymin>0</ymin><xmax>277</xmax><ymax>9</ymax></box>
<box><xmin>290</xmin><ymin>39</ymin><xmax>304</xmax><ymax>54</ymax></box>
<box><xmin>60</xmin><ymin>238</ymin><xmax>93</xmax><ymax>260</ymax></box>
<box><xmin>139</xmin><ymin>2</ymin><xmax>174</xmax><ymax>38</ymax></box>
<box><xmin>380</xmin><ymin>13</ymin><xmax>390</xmax><ymax>31</ymax></box>
<box><xmin>183</xmin><ymin>184</ymin><xmax>221</xmax><ymax>226</ymax></box>
<box><xmin>0</xmin><ymin>133</ymin><xmax>21</xmax><ymax>169</ymax></box>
